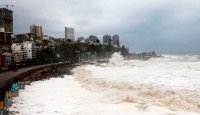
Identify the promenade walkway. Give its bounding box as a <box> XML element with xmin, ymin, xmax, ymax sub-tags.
<box><xmin>0</xmin><ymin>62</ymin><xmax>75</xmax><ymax>87</ymax></box>
<box><xmin>0</xmin><ymin>65</ymin><xmax>47</xmax><ymax>86</ymax></box>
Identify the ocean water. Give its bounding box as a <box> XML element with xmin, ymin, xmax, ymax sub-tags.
<box><xmin>9</xmin><ymin>53</ymin><xmax>200</xmax><ymax>115</ymax></box>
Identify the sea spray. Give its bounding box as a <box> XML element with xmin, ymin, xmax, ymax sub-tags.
<box><xmin>109</xmin><ymin>52</ymin><xmax>124</xmax><ymax>65</ymax></box>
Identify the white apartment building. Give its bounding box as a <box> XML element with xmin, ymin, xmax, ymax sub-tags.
<box><xmin>12</xmin><ymin>41</ymin><xmax>36</xmax><ymax>61</ymax></box>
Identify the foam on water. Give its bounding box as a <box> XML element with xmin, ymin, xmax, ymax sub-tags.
<box><xmin>9</xmin><ymin>76</ymin><xmax>200</xmax><ymax>115</ymax></box>
<box><xmin>73</xmin><ymin>53</ymin><xmax>200</xmax><ymax>113</ymax></box>
<box><xmin>9</xmin><ymin>53</ymin><xmax>200</xmax><ymax>114</ymax></box>
<box><xmin>151</xmin><ymin>54</ymin><xmax>200</xmax><ymax>62</ymax></box>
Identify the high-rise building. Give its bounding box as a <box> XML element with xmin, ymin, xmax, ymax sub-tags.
<box><xmin>86</xmin><ymin>35</ymin><xmax>99</xmax><ymax>43</ymax></box>
<box><xmin>0</xmin><ymin>8</ymin><xmax>13</xmax><ymax>53</ymax></box>
<box><xmin>103</xmin><ymin>35</ymin><xmax>112</xmax><ymax>45</ymax></box>
<box><xmin>65</xmin><ymin>27</ymin><xmax>74</xmax><ymax>41</ymax></box>
<box><xmin>30</xmin><ymin>24</ymin><xmax>43</xmax><ymax>39</ymax></box>
<box><xmin>112</xmin><ymin>34</ymin><xmax>120</xmax><ymax>46</ymax></box>
<box><xmin>0</xmin><ymin>8</ymin><xmax>13</xmax><ymax>33</ymax></box>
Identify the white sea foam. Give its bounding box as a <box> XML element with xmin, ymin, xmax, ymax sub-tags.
<box><xmin>9</xmin><ymin>53</ymin><xmax>200</xmax><ymax>114</ymax></box>
<box><xmin>73</xmin><ymin>53</ymin><xmax>200</xmax><ymax>113</ymax></box>
<box><xmin>9</xmin><ymin>76</ymin><xmax>200</xmax><ymax>115</ymax></box>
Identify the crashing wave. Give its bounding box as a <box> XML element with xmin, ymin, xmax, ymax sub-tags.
<box><xmin>108</xmin><ymin>52</ymin><xmax>124</xmax><ymax>65</ymax></box>
<box><xmin>72</xmin><ymin>67</ymin><xmax>200</xmax><ymax>113</ymax></box>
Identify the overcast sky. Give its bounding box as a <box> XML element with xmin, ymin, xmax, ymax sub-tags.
<box><xmin>1</xmin><ymin>0</ymin><xmax>200</xmax><ymax>53</ymax></box>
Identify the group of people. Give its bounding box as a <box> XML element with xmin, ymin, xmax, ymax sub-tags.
<box><xmin>0</xmin><ymin>81</ymin><xmax>30</xmax><ymax>115</ymax></box>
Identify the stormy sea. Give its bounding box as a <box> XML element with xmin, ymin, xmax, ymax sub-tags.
<box><xmin>9</xmin><ymin>53</ymin><xmax>200</xmax><ymax>115</ymax></box>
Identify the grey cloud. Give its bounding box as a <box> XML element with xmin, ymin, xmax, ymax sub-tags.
<box><xmin>2</xmin><ymin>0</ymin><xmax>200</xmax><ymax>52</ymax></box>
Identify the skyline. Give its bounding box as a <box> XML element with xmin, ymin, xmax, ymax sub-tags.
<box><xmin>1</xmin><ymin>0</ymin><xmax>200</xmax><ymax>53</ymax></box>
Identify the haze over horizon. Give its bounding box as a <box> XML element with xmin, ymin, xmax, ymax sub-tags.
<box><xmin>1</xmin><ymin>0</ymin><xmax>200</xmax><ymax>53</ymax></box>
